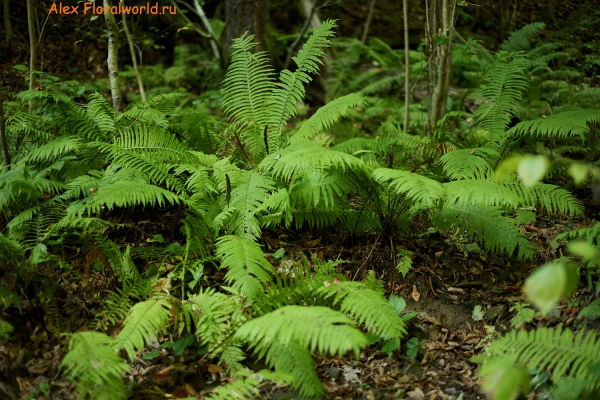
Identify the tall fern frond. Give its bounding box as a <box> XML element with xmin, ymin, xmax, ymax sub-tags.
<box><xmin>267</xmin><ymin>20</ymin><xmax>337</xmax><ymax>151</ymax></box>
<box><xmin>291</xmin><ymin>92</ymin><xmax>364</xmax><ymax>142</ymax></box>
<box><xmin>221</xmin><ymin>33</ymin><xmax>276</xmax><ymax>158</ymax></box>
<box><xmin>499</xmin><ymin>22</ymin><xmax>545</xmax><ymax>52</ymax></box>
<box><xmin>117</xmin><ymin>297</ymin><xmax>172</xmax><ymax>360</ymax></box>
<box><xmin>61</xmin><ymin>332</ymin><xmax>129</xmax><ymax>400</ymax></box>
<box><xmin>475</xmin><ymin>55</ymin><xmax>530</xmax><ymax>143</ymax></box>
<box><xmin>555</xmin><ymin>222</ymin><xmax>600</xmax><ymax>247</ymax></box>
<box><xmin>216</xmin><ymin>235</ymin><xmax>275</xmax><ymax>300</ymax></box>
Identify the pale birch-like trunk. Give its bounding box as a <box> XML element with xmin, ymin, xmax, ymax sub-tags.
<box><xmin>104</xmin><ymin>0</ymin><xmax>123</xmax><ymax>112</ymax></box>
<box><xmin>192</xmin><ymin>0</ymin><xmax>221</xmax><ymax>60</ymax></box>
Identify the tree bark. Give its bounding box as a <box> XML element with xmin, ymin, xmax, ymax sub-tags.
<box><xmin>0</xmin><ymin>81</ymin><xmax>9</xmax><ymax>169</ymax></box>
<box><xmin>428</xmin><ymin>0</ymin><xmax>455</xmax><ymax>134</ymax></box>
<box><xmin>104</xmin><ymin>0</ymin><xmax>123</xmax><ymax>112</ymax></box>
<box><xmin>3</xmin><ymin>0</ymin><xmax>12</xmax><ymax>51</ymax></box>
<box><xmin>403</xmin><ymin>0</ymin><xmax>410</xmax><ymax>132</ymax></box>
<box><xmin>192</xmin><ymin>0</ymin><xmax>221</xmax><ymax>60</ymax></box>
<box><xmin>120</xmin><ymin>0</ymin><xmax>146</xmax><ymax>102</ymax></box>
<box><xmin>361</xmin><ymin>0</ymin><xmax>377</xmax><ymax>44</ymax></box>
<box><xmin>224</xmin><ymin>0</ymin><xmax>269</xmax><ymax>53</ymax></box>
<box><xmin>27</xmin><ymin>0</ymin><xmax>37</xmax><ymax>113</ymax></box>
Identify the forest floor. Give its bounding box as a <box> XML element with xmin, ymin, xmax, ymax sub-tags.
<box><xmin>0</xmin><ymin>209</ymin><xmax>596</xmax><ymax>400</ymax></box>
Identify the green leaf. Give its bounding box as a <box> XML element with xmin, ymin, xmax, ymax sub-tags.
<box><xmin>495</xmin><ymin>156</ymin><xmax>523</xmax><ymax>181</ymax></box>
<box><xmin>406</xmin><ymin>337</ymin><xmax>419</xmax><ymax>359</ymax></box>
<box><xmin>472</xmin><ymin>305</ymin><xmax>485</xmax><ymax>322</ymax></box>
<box><xmin>523</xmin><ymin>261</ymin><xmax>578</xmax><ymax>314</ymax></box>
<box><xmin>569</xmin><ymin>163</ymin><xmax>589</xmax><ymax>184</ymax></box>
<box><xmin>12</xmin><ymin>64</ymin><xmax>29</xmax><ymax>71</ymax></box>
<box><xmin>433</xmin><ymin>35</ymin><xmax>450</xmax><ymax>46</ymax></box>
<box><xmin>31</xmin><ymin>244</ymin><xmax>50</xmax><ymax>264</ymax></box>
<box><xmin>272</xmin><ymin>248</ymin><xmax>285</xmax><ymax>259</ymax></box>
<box><xmin>517</xmin><ymin>155</ymin><xmax>550</xmax><ymax>187</ymax></box>
<box><xmin>90</xmin><ymin>15</ymin><xmax>99</xmax><ymax>21</ymax></box>
<box><xmin>388</xmin><ymin>295</ymin><xmax>406</xmax><ymax>315</ymax></box>
<box><xmin>381</xmin><ymin>337</ymin><xmax>399</xmax><ymax>356</ymax></box>
<box><xmin>172</xmin><ymin>335</ymin><xmax>195</xmax><ymax>355</ymax></box>
<box><xmin>144</xmin><ymin>350</ymin><xmax>160</xmax><ymax>360</ymax></box>
<box><xmin>480</xmin><ymin>359</ymin><xmax>530</xmax><ymax>400</ymax></box>
<box><xmin>365</xmin><ymin>333</ymin><xmax>381</xmax><ymax>345</ymax></box>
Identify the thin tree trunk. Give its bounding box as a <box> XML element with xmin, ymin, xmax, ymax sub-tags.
<box><xmin>361</xmin><ymin>0</ymin><xmax>377</xmax><ymax>44</ymax></box>
<box><xmin>403</xmin><ymin>0</ymin><xmax>410</xmax><ymax>132</ymax></box>
<box><xmin>0</xmin><ymin>81</ymin><xmax>9</xmax><ymax>169</ymax></box>
<box><xmin>428</xmin><ymin>0</ymin><xmax>455</xmax><ymax>133</ymax></box>
<box><xmin>3</xmin><ymin>0</ymin><xmax>12</xmax><ymax>51</ymax></box>
<box><xmin>27</xmin><ymin>0</ymin><xmax>37</xmax><ymax>113</ymax></box>
<box><xmin>120</xmin><ymin>0</ymin><xmax>146</xmax><ymax>102</ymax></box>
<box><xmin>224</xmin><ymin>0</ymin><xmax>269</xmax><ymax>53</ymax></box>
<box><xmin>284</xmin><ymin>0</ymin><xmax>317</xmax><ymax>69</ymax></box>
<box><xmin>104</xmin><ymin>0</ymin><xmax>123</xmax><ymax>112</ymax></box>
<box><xmin>192</xmin><ymin>0</ymin><xmax>221</xmax><ymax>60</ymax></box>
<box><xmin>298</xmin><ymin>0</ymin><xmax>321</xmax><ymax>29</ymax></box>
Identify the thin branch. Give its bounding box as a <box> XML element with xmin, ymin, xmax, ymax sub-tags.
<box><xmin>360</xmin><ymin>0</ymin><xmax>377</xmax><ymax>44</ymax></box>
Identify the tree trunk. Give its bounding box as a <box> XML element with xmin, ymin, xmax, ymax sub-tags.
<box><xmin>224</xmin><ymin>0</ymin><xmax>269</xmax><ymax>53</ymax></box>
<box><xmin>192</xmin><ymin>0</ymin><xmax>221</xmax><ymax>60</ymax></box>
<box><xmin>3</xmin><ymin>0</ymin><xmax>12</xmax><ymax>51</ymax></box>
<box><xmin>27</xmin><ymin>0</ymin><xmax>37</xmax><ymax>113</ymax></box>
<box><xmin>0</xmin><ymin>81</ymin><xmax>9</xmax><ymax>169</ymax></box>
<box><xmin>403</xmin><ymin>0</ymin><xmax>410</xmax><ymax>132</ymax></box>
<box><xmin>428</xmin><ymin>0</ymin><xmax>455</xmax><ymax>134</ymax></box>
<box><xmin>104</xmin><ymin>0</ymin><xmax>123</xmax><ymax>112</ymax></box>
<box><xmin>120</xmin><ymin>0</ymin><xmax>146</xmax><ymax>102</ymax></box>
<box><xmin>361</xmin><ymin>0</ymin><xmax>377</xmax><ymax>44</ymax></box>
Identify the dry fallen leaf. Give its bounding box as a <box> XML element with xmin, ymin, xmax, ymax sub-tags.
<box><xmin>411</xmin><ymin>284</ymin><xmax>421</xmax><ymax>301</ymax></box>
<box><xmin>153</xmin><ymin>365</ymin><xmax>174</xmax><ymax>381</ymax></box>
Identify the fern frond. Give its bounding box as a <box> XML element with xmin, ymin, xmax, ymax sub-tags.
<box><xmin>317</xmin><ymin>281</ymin><xmax>407</xmax><ymax>339</ymax></box>
<box><xmin>267</xmin><ymin>20</ymin><xmax>337</xmax><ymax>151</ymax></box>
<box><xmin>507</xmin><ymin>110</ymin><xmax>600</xmax><ymax>140</ymax></box>
<box><xmin>475</xmin><ymin>55</ymin><xmax>530</xmax><ymax>142</ymax></box>
<box><xmin>117</xmin><ymin>297</ymin><xmax>172</xmax><ymax>360</ymax></box>
<box><xmin>436</xmin><ymin>204</ymin><xmax>535</xmax><ymax>259</ymax></box>
<box><xmin>555</xmin><ymin>223</ymin><xmax>600</xmax><ymax>247</ymax></box>
<box><xmin>291</xmin><ymin>92</ymin><xmax>364</xmax><ymax>142</ymax></box>
<box><xmin>235</xmin><ymin>305</ymin><xmax>368</xmax><ymax>357</ymax></box>
<box><xmin>485</xmin><ymin>326</ymin><xmax>600</xmax><ymax>389</ymax></box>
<box><xmin>439</xmin><ymin>148</ymin><xmax>500</xmax><ymax>180</ymax></box>
<box><xmin>501</xmin><ymin>177</ymin><xmax>584</xmax><ymax>215</ymax></box>
<box><xmin>216</xmin><ymin>235</ymin><xmax>275</xmax><ymax>300</ymax></box>
<box><xmin>499</xmin><ymin>22</ymin><xmax>545</xmax><ymax>52</ymax></box>
<box><xmin>61</xmin><ymin>332</ymin><xmax>129</xmax><ymax>400</ymax></box>
<box><xmin>260</xmin><ymin>339</ymin><xmax>323</xmax><ymax>398</ymax></box>
<box><xmin>0</xmin><ymin>233</ymin><xmax>24</xmax><ymax>263</ymax></box>
<box><xmin>372</xmin><ymin>168</ymin><xmax>445</xmax><ymax>208</ymax></box>
<box><xmin>443</xmin><ymin>180</ymin><xmax>521</xmax><ymax>208</ymax></box>
<box><xmin>68</xmin><ymin>181</ymin><xmax>180</xmax><ymax>216</ymax></box>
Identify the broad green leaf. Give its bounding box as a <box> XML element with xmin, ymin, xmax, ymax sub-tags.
<box><xmin>523</xmin><ymin>262</ymin><xmax>578</xmax><ymax>314</ymax></box>
<box><xmin>517</xmin><ymin>155</ymin><xmax>549</xmax><ymax>187</ymax></box>
<box><xmin>568</xmin><ymin>163</ymin><xmax>588</xmax><ymax>184</ymax></box>
<box><xmin>480</xmin><ymin>359</ymin><xmax>530</xmax><ymax>400</ymax></box>
<box><xmin>494</xmin><ymin>155</ymin><xmax>522</xmax><ymax>181</ymax></box>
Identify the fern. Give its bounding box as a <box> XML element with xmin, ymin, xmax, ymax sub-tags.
<box><xmin>580</xmin><ymin>299</ymin><xmax>600</xmax><ymax>319</ymax></box>
<box><xmin>267</xmin><ymin>20</ymin><xmax>336</xmax><ymax>151</ymax></box>
<box><xmin>216</xmin><ymin>235</ymin><xmax>275</xmax><ymax>300</ymax></box>
<box><xmin>372</xmin><ymin>168</ymin><xmax>445</xmax><ymax>208</ymax></box>
<box><xmin>507</xmin><ymin>110</ymin><xmax>600</xmax><ymax>140</ymax></box>
<box><xmin>61</xmin><ymin>332</ymin><xmax>130</xmax><ymax>400</ymax></box>
<box><xmin>480</xmin><ymin>326</ymin><xmax>600</xmax><ymax>391</ymax></box>
<box><xmin>317</xmin><ymin>281</ymin><xmax>407</xmax><ymax>339</ymax></box>
<box><xmin>117</xmin><ymin>296</ymin><xmax>172</xmax><ymax>360</ymax></box>
<box><xmin>499</xmin><ymin>22</ymin><xmax>546</xmax><ymax>52</ymax></box>
<box><xmin>436</xmin><ymin>204</ymin><xmax>536</xmax><ymax>259</ymax></box>
<box><xmin>439</xmin><ymin>148</ymin><xmax>499</xmax><ymax>180</ymax></box>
